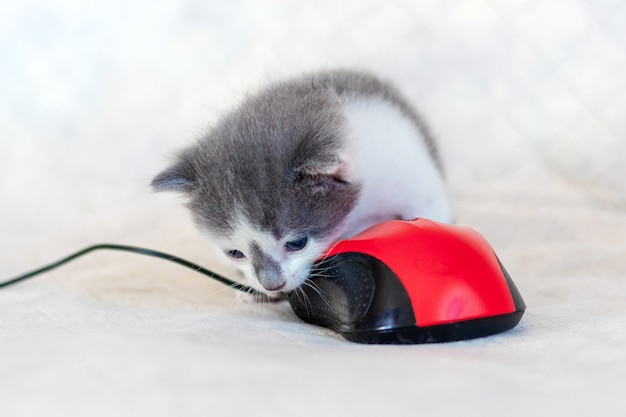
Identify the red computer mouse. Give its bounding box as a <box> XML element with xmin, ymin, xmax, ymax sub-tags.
<box><xmin>287</xmin><ymin>218</ymin><xmax>525</xmax><ymax>344</ymax></box>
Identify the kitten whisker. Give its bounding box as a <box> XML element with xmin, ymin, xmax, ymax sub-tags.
<box><xmin>302</xmin><ymin>280</ymin><xmax>332</xmax><ymax>309</ymax></box>
<box><xmin>293</xmin><ymin>286</ymin><xmax>312</xmax><ymax>317</ymax></box>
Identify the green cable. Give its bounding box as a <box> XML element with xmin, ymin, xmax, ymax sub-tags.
<box><xmin>0</xmin><ymin>243</ymin><xmax>262</xmax><ymax>296</ymax></box>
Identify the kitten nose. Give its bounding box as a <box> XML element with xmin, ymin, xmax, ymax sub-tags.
<box><xmin>262</xmin><ymin>281</ymin><xmax>286</xmax><ymax>292</ymax></box>
<box><xmin>251</xmin><ymin>251</ymin><xmax>286</xmax><ymax>291</ymax></box>
<box><xmin>257</xmin><ymin>269</ymin><xmax>286</xmax><ymax>291</ymax></box>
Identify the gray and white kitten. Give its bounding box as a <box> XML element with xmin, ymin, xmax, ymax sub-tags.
<box><xmin>152</xmin><ymin>70</ymin><xmax>453</xmax><ymax>298</ymax></box>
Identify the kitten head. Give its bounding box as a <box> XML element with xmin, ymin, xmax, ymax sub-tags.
<box><xmin>152</xmin><ymin>81</ymin><xmax>361</xmax><ymax>295</ymax></box>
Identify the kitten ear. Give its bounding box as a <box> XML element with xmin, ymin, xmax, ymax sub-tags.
<box><xmin>293</xmin><ymin>157</ymin><xmax>354</xmax><ymax>187</ymax></box>
<box><xmin>151</xmin><ymin>152</ymin><xmax>196</xmax><ymax>193</ymax></box>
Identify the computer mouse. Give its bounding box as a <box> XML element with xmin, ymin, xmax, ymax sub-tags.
<box><xmin>287</xmin><ymin>218</ymin><xmax>526</xmax><ymax>344</ymax></box>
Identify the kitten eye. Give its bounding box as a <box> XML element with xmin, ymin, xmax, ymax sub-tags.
<box><xmin>285</xmin><ymin>236</ymin><xmax>308</xmax><ymax>252</ymax></box>
<box><xmin>225</xmin><ymin>249</ymin><xmax>246</xmax><ymax>259</ymax></box>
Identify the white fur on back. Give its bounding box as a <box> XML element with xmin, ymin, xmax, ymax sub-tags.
<box><xmin>341</xmin><ymin>98</ymin><xmax>453</xmax><ymax>238</ymax></box>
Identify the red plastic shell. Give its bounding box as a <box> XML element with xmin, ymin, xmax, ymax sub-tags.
<box><xmin>325</xmin><ymin>219</ymin><xmax>517</xmax><ymax>327</ymax></box>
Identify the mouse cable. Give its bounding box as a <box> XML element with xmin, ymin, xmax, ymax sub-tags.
<box><xmin>0</xmin><ymin>243</ymin><xmax>262</xmax><ymax>296</ymax></box>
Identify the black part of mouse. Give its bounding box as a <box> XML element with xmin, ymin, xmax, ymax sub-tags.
<box><xmin>288</xmin><ymin>252</ymin><xmax>524</xmax><ymax>344</ymax></box>
<box><xmin>499</xmin><ymin>258</ymin><xmax>527</xmax><ymax>312</ymax></box>
<box><xmin>288</xmin><ymin>252</ymin><xmax>416</xmax><ymax>343</ymax></box>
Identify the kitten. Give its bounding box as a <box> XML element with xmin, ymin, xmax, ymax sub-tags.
<box><xmin>152</xmin><ymin>70</ymin><xmax>453</xmax><ymax>298</ymax></box>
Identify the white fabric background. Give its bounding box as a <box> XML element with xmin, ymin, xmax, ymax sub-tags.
<box><xmin>1</xmin><ymin>1</ymin><xmax>625</xmax><ymax>416</ymax></box>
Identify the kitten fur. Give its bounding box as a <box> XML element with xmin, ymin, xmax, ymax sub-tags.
<box><xmin>152</xmin><ymin>70</ymin><xmax>453</xmax><ymax>296</ymax></box>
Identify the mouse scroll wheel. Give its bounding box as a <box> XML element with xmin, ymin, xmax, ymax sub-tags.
<box><xmin>304</xmin><ymin>257</ymin><xmax>375</xmax><ymax>324</ymax></box>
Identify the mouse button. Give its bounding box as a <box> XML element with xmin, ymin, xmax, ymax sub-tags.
<box><xmin>288</xmin><ymin>254</ymin><xmax>375</xmax><ymax>325</ymax></box>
